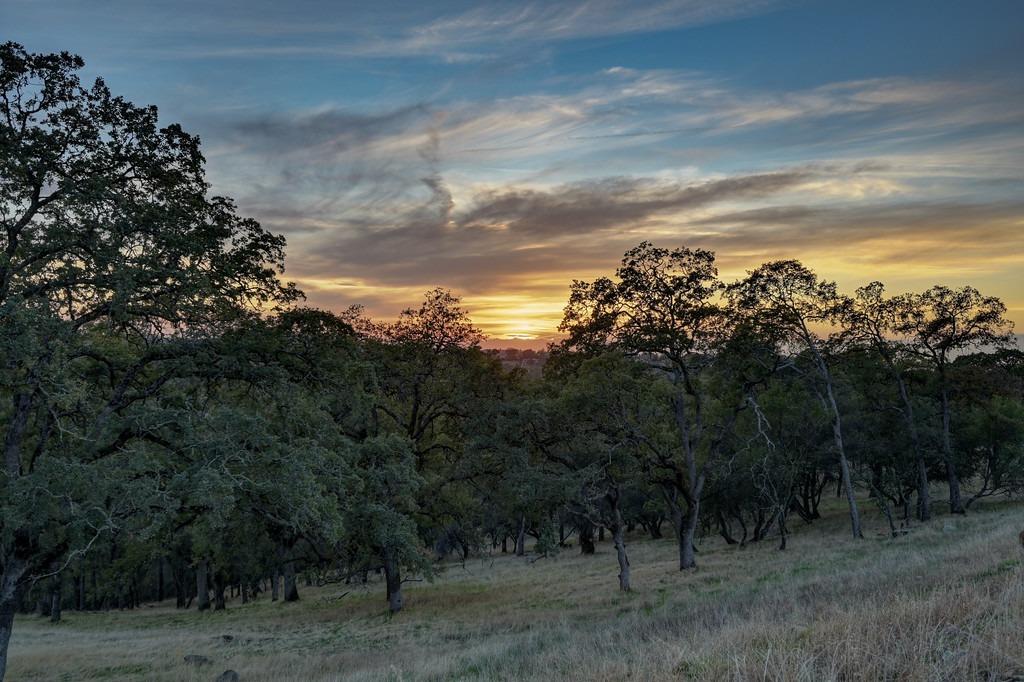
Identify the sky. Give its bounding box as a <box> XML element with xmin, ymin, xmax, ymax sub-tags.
<box><xmin>5</xmin><ymin>0</ymin><xmax>1024</xmax><ymax>347</ymax></box>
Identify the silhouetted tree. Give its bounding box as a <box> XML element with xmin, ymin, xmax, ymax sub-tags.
<box><xmin>897</xmin><ymin>286</ymin><xmax>1014</xmax><ymax>513</ymax></box>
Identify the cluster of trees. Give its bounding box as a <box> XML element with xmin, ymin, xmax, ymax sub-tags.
<box><xmin>1</xmin><ymin>43</ymin><xmax>1022</xmax><ymax>679</ymax></box>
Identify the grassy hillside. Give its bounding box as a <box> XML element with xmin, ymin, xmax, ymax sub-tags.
<box><xmin>8</xmin><ymin>500</ymin><xmax>1024</xmax><ymax>681</ymax></box>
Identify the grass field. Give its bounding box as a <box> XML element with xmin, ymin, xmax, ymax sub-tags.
<box><xmin>8</xmin><ymin>499</ymin><xmax>1024</xmax><ymax>681</ymax></box>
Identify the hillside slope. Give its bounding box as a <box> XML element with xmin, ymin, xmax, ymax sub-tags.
<box><xmin>8</xmin><ymin>500</ymin><xmax>1024</xmax><ymax>681</ymax></box>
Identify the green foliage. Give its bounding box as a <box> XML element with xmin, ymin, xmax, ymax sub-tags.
<box><xmin>0</xmin><ymin>40</ymin><xmax>297</xmax><ymax>625</ymax></box>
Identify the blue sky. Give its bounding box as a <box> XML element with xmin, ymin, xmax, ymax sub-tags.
<box><xmin>5</xmin><ymin>0</ymin><xmax>1023</xmax><ymax>343</ymax></box>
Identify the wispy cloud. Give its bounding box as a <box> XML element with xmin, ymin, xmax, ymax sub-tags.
<box><xmin>392</xmin><ymin>0</ymin><xmax>782</xmax><ymax>58</ymax></box>
<box><xmin>180</xmin><ymin>62</ymin><xmax>1024</xmax><ymax>340</ymax></box>
<box><xmin>113</xmin><ymin>0</ymin><xmax>787</xmax><ymax>63</ymax></box>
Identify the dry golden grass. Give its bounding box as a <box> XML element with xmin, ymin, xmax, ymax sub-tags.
<box><xmin>8</xmin><ymin>498</ymin><xmax>1024</xmax><ymax>681</ymax></box>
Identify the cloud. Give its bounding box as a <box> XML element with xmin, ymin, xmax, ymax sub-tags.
<box><xmin>226</xmin><ymin>105</ymin><xmax>429</xmax><ymax>159</ymax></box>
<box><xmin>185</xmin><ymin>66</ymin><xmax>1024</xmax><ymax>341</ymax></box>
<box><xmin>205</xmin><ymin>105</ymin><xmax>439</xmax><ymax>236</ymax></box>
<box><xmin>455</xmin><ymin>172</ymin><xmax>809</xmax><ymax>235</ymax></box>
<box><xmin>208</xmin><ymin>68</ymin><xmax>1022</xmax><ymax>184</ymax></box>
<box><xmin>692</xmin><ymin>200</ymin><xmax>1024</xmax><ymax>262</ymax></box>
<box><xmin>277</xmin><ymin>165</ymin><xmax>1023</xmax><ymax>338</ymax></box>
<box><xmin>418</xmin><ymin>123</ymin><xmax>455</xmax><ymax>227</ymax></box>
<box><xmin>302</xmin><ymin>173</ymin><xmax>1024</xmax><ymax>289</ymax></box>
<box><xmin>108</xmin><ymin>0</ymin><xmax>787</xmax><ymax>63</ymax></box>
<box><xmin>397</xmin><ymin>0</ymin><xmax>782</xmax><ymax>56</ymax></box>
<box><xmin>10</xmin><ymin>0</ymin><xmax>1022</xmax><ymax>344</ymax></box>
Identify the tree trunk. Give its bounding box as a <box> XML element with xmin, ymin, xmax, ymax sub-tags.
<box><xmin>156</xmin><ymin>558</ymin><xmax>165</xmax><ymax>603</ymax></box>
<box><xmin>664</xmin><ymin>476</ymin><xmax>702</xmax><ymax>570</ymax></box>
<box><xmin>837</xmin><ymin>450</ymin><xmax>862</xmax><ymax>538</ymax></box>
<box><xmin>733</xmin><ymin>511</ymin><xmax>749</xmax><ymax>546</ymax></box>
<box><xmin>0</xmin><ymin>555</ymin><xmax>26</xmax><ymax>682</ymax></box>
<box><xmin>663</xmin><ymin>485</ymin><xmax>687</xmax><ymax>567</ymax></box>
<box><xmin>75</xmin><ymin>573</ymin><xmax>85</xmax><ymax>611</ymax></box>
<box><xmin>4</xmin><ymin>387</ymin><xmax>34</xmax><ymax>478</ymax></box>
<box><xmin>716</xmin><ymin>511</ymin><xmax>738</xmax><ymax>545</ymax></box>
<box><xmin>806</xmin><ymin>338</ymin><xmax>864</xmax><ymax>539</ymax></box>
<box><xmin>383</xmin><ymin>549</ymin><xmax>403</xmax><ymax>614</ymax></box>
<box><xmin>777</xmin><ymin>509</ymin><xmax>788</xmax><ymax>551</ymax></box>
<box><xmin>896</xmin><ymin>374</ymin><xmax>931</xmax><ymax>521</ymax></box>
<box><xmin>578</xmin><ymin>519</ymin><xmax>595</xmax><ymax>555</ymax></box>
<box><xmin>212</xmin><ymin>573</ymin><xmax>226</xmax><ymax>611</ymax></box>
<box><xmin>797</xmin><ymin>472</ymin><xmax>825</xmax><ymax>520</ymax></box>
<box><xmin>647</xmin><ymin>519</ymin><xmax>663</xmax><ymax>539</ymax></box>
<box><xmin>514</xmin><ymin>514</ymin><xmax>526</xmax><ymax>556</ymax></box>
<box><xmin>271</xmin><ymin>567</ymin><xmax>280</xmax><ymax>601</ymax></box>
<box><xmin>669</xmin><ymin>383</ymin><xmax>706</xmax><ymax>569</ymax></box>
<box><xmin>0</xmin><ymin>597</ymin><xmax>14</xmax><ymax>682</ymax></box>
<box><xmin>49</xmin><ymin>577</ymin><xmax>61</xmax><ymax>623</ymax></box>
<box><xmin>283</xmin><ymin>559</ymin><xmax>299</xmax><ymax>602</ymax></box>
<box><xmin>613</xmin><ymin>527</ymin><xmax>631</xmax><ymax>591</ymax></box>
<box><xmin>196</xmin><ymin>560</ymin><xmax>210</xmax><ymax>612</ymax></box>
<box><xmin>940</xmin><ymin>386</ymin><xmax>965</xmax><ymax>514</ymax></box>
<box><xmin>174</xmin><ymin>564</ymin><xmax>187</xmax><ymax>609</ymax></box>
<box><xmin>879</xmin><ymin>496</ymin><xmax>898</xmax><ymax>538</ymax></box>
<box><xmin>915</xmin><ymin>456</ymin><xmax>931</xmax><ymax>521</ymax></box>
<box><xmin>824</xmin><ymin>375</ymin><xmax>863</xmax><ymax>538</ymax></box>
<box><xmin>752</xmin><ymin>508</ymin><xmax>768</xmax><ymax>542</ymax></box>
<box><xmin>679</xmin><ymin>497</ymin><xmax>700</xmax><ymax>569</ymax></box>
<box><xmin>608</xmin><ymin>494</ymin><xmax>630</xmax><ymax>592</ymax></box>
<box><xmin>36</xmin><ymin>593</ymin><xmax>51</xmax><ymax>618</ymax></box>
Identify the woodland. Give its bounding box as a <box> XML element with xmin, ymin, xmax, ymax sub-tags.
<box><xmin>1</xmin><ymin>42</ymin><xmax>1022</xmax><ymax>682</ymax></box>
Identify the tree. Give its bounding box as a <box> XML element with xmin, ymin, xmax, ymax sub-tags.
<box><xmin>845</xmin><ymin>283</ymin><xmax>933</xmax><ymax>520</ymax></box>
<box><xmin>461</xmin><ymin>382</ymin><xmax>575</xmax><ymax>561</ymax></box>
<box><xmin>559</xmin><ymin>242</ymin><xmax>761</xmax><ymax>569</ymax></box>
<box><xmin>367</xmin><ymin>290</ymin><xmax>509</xmax><ymax>565</ymax></box>
<box><xmin>838</xmin><ymin>347</ymin><xmax>921</xmax><ymax>535</ymax></box>
<box><xmin>368</xmin><ymin>289</ymin><xmax>483</xmax><ymax>477</ymax></box>
<box><xmin>344</xmin><ymin>434</ymin><xmax>428</xmax><ymax>614</ymax></box>
<box><xmin>728</xmin><ymin>260</ymin><xmax>864</xmax><ymax>538</ymax></box>
<box><xmin>240</xmin><ymin>308</ymin><xmax>427</xmax><ymax>614</ymax></box>
<box><xmin>960</xmin><ymin>395</ymin><xmax>1024</xmax><ymax>508</ymax></box>
<box><xmin>548</xmin><ymin>353</ymin><xmax>673</xmax><ymax>590</ymax></box>
<box><xmin>0</xmin><ymin>42</ymin><xmax>296</xmax><ymax>678</ymax></box>
<box><xmin>953</xmin><ymin>350</ymin><xmax>1024</xmax><ymax>507</ymax></box>
<box><xmin>897</xmin><ymin>286</ymin><xmax>1014</xmax><ymax>514</ymax></box>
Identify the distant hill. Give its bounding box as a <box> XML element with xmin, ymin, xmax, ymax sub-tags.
<box><xmin>488</xmin><ymin>348</ymin><xmax>550</xmax><ymax>377</ymax></box>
